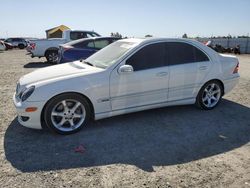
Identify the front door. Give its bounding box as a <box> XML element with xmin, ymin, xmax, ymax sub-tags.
<box><xmin>110</xmin><ymin>42</ymin><xmax>169</xmax><ymax>111</ymax></box>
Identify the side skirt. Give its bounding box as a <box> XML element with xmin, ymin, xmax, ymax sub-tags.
<box><xmin>94</xmin><ymin>98</ymin><xmax>196</xmax><ymax>120</ymax></box>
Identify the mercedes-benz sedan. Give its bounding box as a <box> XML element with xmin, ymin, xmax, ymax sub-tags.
<box><xmin>13</xmin><ymin>38</ymin><xmax>240</xmax><ymax>134</ymax></box>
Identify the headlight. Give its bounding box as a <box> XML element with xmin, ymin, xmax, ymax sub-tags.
<box><xmin>16</xmin><ymin>82</ymin><xmax>20</xmax><ymax>94</ymax></box>
<box><xmin>21</xmin><ymin>86</ymin><xmax>35</xmax><ymax>102</ymax></box>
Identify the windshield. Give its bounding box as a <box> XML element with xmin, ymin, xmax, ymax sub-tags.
<box><xmin>85</xmin><ymin>41</ymin><xmax>139</xmax><ymax>69</ymax></box>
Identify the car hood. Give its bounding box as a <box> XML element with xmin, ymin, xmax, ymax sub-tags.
<box><xmin>20</xmin><ymin>61</ymin><xmax>102</xmax><ymax>86</ymax></box>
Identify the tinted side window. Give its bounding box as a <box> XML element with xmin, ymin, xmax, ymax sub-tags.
<box><xmin>94</xmin><ymin>40</ymin><xmax>109</xmax><ymax>49</ymax></box>
<box><xmin>194</xmin><ymin>47</ymin><xmax>209</xmax><ymax>62</ymax></box>
<box><xmin>167</xmin><ymin>42</ymin><xmax>209</xmax><ymax>65</ymax></box>
<box><xmin>72</xmin><ymin>41</ymin><xmax>88</xmax><ymax>48</ymax></box>
<box><xmin>86</xmin><ymin>41</ymin><xmax>95</xmax><ymax>48</ymax></box>
<box><xmin>126</xmin><ymin>43</ymin><xmax>166</xmax><ymax>71</ymax></box>
<box><xmin>5</xmin><ymin>39</ymin><xmax>12</xmax><ymax>42</ymax></box>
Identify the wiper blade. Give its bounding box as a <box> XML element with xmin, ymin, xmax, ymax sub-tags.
<box><xmin>82</xmin><ymin>61</ymin><xmax>94</xmax><ymax>67</ymax></box>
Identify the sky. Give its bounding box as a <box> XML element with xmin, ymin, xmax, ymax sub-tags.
<box><xmin>0</xmin><ymin>0</ymin><xmax>249</xmax><ymax>38</ymax></box>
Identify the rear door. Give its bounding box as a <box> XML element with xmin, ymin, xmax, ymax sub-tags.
<box><xmin>64</xmin><ymin>40</ymin><xmax>96</xmax><ymax>61</ymax></box>
<box><xmin>166</xmin><ymin>42</ymin><xmax>210</xmax><ymax>101</ymax></box>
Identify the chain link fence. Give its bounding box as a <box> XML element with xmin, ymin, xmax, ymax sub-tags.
<box><xmin>197</xmin><ymin>38</ymin><xmax>250</xmax><ymax>54</ymax></box>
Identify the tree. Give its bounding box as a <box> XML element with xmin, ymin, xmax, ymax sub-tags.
<box><xmin>111</xmin><ymin>32</ymin><xmax>122</xmax><ymax>38</ymax></box>
<box><xmin>145</xmin><ymin>34</ymin><xmax>153</xmax><ymax>37</ymax></box>
<box><xmin>182</xmin><ymin>33</ymin><xmax>188</xmax><ymax>38</ymax></box>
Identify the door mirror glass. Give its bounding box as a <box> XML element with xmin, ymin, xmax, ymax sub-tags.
<box><xmin>118</xmin><ymin>65</ymin><xmax>134</xmax><ymax>74</ymax></box>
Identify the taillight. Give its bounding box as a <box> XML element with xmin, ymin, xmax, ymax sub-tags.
<box><xmin>233</xmin><ymin>62</ymin><xmax>239</xmax><ymax>74</ymax></box>
<box><xmin>30</xmin><ymin>43</ymin><xmax>36</xmax><ymax>50</ymax></box>
<box><xmin>62</xmin><ymin>45</ymin><xmax>72</xmax><ymax>52</ymax></box>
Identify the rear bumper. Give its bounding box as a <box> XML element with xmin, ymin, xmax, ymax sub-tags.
<box><xmin>223</xmin><ymin>75</ymin><xmax>240</xmax><ymax>94</ymax></box>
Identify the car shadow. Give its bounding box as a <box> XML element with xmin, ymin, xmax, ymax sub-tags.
<box><xmin>4</xmin><ymin>99</ymin><xmax>250</xmax><ymax>172</ymax></box>
<box><xmin>23</xmin><ymin>62</ymin><xmax>52</xmax><ymax>68</ymax></box>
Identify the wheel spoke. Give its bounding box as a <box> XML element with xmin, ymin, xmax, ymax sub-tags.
<box><xmin>212</xmin><ymin>89</ymin><xmax>220</xmax><ymax>95</ymax></box>
<box><xmin>69</xmin><ymin>119</ymin><xmax>74</xmax><ymax>127</ymax></box>
<box><xmin>202</xmin><ymin>95</ymin><xmax>208</xmax><ymax>102</ymax></box>
<box><xmin>57</xmin><ymin>118</ymin><xmax>66</xmax><ymax>128</ymax></box>
<box><xmin>71</xmin><ymin>102</ymin><xmax>81</xmax><ymax>112</ymax></box>
<box><xmin>210</xmin><ymin>83</ymin><xmax>215</xmax><ymax>91</ymax></box>
<box><xmin>207</xmin><ymin>98</ymin><xmax>212</xmax><ymax>107</ymax></box>
<box><xmin>74</xmin><ymin>113</ymin><xmax>83</xmax><ymax>118</ymax></box>
<box><xmin>61</xmin><ymin>100</ymin><xmax>69</xmax><ymax>111</ymax></box>
<box><xmin>211</xmin><ymin>96</ymin><xmax>218</xmax><ymax>102</ymax></box>
<box><xmin>51</xmin><ymin>112</ymin><xmax>64</xmax><ymax>117</ymax></box>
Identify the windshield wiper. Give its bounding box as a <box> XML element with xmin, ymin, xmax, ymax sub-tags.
<box><xmin>82</xmin><ymin>60</ymin><xmax>94</xmax><ymax>67</ymax></box>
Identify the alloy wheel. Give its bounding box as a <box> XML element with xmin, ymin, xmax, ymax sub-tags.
<box><xmin>202</xmin><ymin>83</ymin><xmax>221</xmax><ymax>108</ymax></box>
<box><xmin>51</xmin><ymin>99</ymin><xmax>86</xmax><ymax>132</ymax></box>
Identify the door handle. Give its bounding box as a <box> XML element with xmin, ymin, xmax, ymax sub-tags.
<box><xmin>199</xmin><ymin>66</ymin><xmax>208</xmax><ymax>70</ymax></box>
<box><xmin>156</xmin><ymin>72</ymin><xmax>168</xmax><ymax>77</ymax></box>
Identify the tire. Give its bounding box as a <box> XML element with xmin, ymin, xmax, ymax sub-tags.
<box><xmin>196</xmin><ymin>80</ymin><xmax>223</xmax><ymax>110</ymax></box>
<box><xmin>44</xmin><ymin>93</ymin><xmax>91</xmax><ymax>135</ymax></box>
<box><xmin>45</xmin><ymin>50</ymin><xmax>59</xmax><ymax>64</ymax></box>
<box><xmin>18</xmin><ymin>44</ymin><xmax>25</xmax><ymax>49</ymax></box>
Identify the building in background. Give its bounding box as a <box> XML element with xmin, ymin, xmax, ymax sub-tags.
<box><xmin>46</xmin><ymin>25</ymin><xmax>70</xmax><ymax>38</ymax></box>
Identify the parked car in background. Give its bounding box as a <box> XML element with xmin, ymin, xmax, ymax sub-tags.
<box><xmin>58</xmin><ymin>37</ymin><xmax>120</xmax><ymax>63</ymax></box>
<box><xmin>14</xmin><ymin>38</ymin><xmax>240</xmax><ymax>134</ymax></box>
<box><xmin>0</xmin><ymin>41</ymin><xmax>6</xmax><ymax>51</ymax></box>
<box><xmin>27</xmin><ymin>30</ymin><xmax>101</xmax><ymax>63</ymax></box>
<box><xmin>4</xmin><ymin>38</ymin><xmax>27</xmax><ymax>49</ymax></box>
<box><xmin>3</xmin><ymin>41</ymin><xmax>14</xmax><ymax>50</ymax></box>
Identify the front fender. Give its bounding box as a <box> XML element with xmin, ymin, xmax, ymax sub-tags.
<box><xmin>26</xmin><ymin>73</ymin><xmax>111</xmax><ymax>114</ymax></box>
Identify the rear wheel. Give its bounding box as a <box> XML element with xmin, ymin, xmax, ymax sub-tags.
<box><xmin>44</xmin><ymin>93</ymin><xmax>91</xmax><ymax>135</ymax></box>
<box><xmin>45</xmin><ymin>50</ymin><xmax>59</xmax><ymax>64</ymax></box>
<box><xmin>196</xmin><ymin>80</ymin><xmax>223</xmax><ymax>110</ymax></box>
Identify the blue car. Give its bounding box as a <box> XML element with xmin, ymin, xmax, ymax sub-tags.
<box><xmin>58</xmin><ymin>37</ymin><xmax>120</xmax><ymax>63</ymax></box>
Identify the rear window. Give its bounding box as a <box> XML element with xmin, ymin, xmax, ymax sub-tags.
<box><xmin>70</xmin><ymin>32</ymin><xmax>87</xmax><ymax>40</ymax></box>
<box><xmin>70</xmin><ymin>32</ymin><xmax>100</xmax><ymax>40</ymax></box>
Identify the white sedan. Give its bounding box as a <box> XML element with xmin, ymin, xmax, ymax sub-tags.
<box><xmin>13</xmin><ymin>38</ymin><xmax>240</xmax><ymax>134</ymax></box>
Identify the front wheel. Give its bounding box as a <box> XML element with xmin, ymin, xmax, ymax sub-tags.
<box><xmin>18</xmin><ymin>44</ymin><xmax>25</xmax><ymax>49</ymax></box>
<box><xmin>196</xmin><ymin>81</ymin><xmax>223</xmax><ymax>110</ymax></box>
<box><xmin>44</xmin><ymin>93</ymin><xmax>91</xmax><ymax>135</ymax></box>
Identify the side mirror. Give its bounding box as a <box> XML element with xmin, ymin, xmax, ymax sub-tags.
<box><xmin>118</xmin><ymin>65</ymin><xmax>134</xmax><ymax>74</ymax></box>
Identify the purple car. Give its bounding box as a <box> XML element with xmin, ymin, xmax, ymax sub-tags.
<box><xmin>58</xmin><ymin>37</ymin><xmax>120</xmax><ymax>63</ymax></box>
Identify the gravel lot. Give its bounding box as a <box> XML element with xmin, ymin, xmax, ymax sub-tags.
<box><xmin>0</xmin><ymin>50</ymin><xmax>249</xmax><ymax>188</ymax></box>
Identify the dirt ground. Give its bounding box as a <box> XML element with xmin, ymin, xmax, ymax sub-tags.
<box><xmin>0</xmin><ymin>50</ymin><xmax>249</xmax><ymax>188</ymax></box>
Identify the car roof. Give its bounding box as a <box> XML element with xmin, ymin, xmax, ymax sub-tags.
<box><xmin>120</xmin><ymin>37</ymin><xmax>210</xmax><ymax>50</ymax></box>
<box><xmin>120</xmin><ymin>37</ymin><xmax>197</xmax><ymax>44</ymax></box>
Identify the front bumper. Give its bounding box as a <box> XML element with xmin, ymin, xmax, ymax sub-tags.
<box><xmin>13</xmin><ymin>94</ymin><xmax>45</xmax><ymax>129</ymax></box>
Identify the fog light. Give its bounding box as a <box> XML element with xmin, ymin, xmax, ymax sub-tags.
<box><xmin>20</xmin><ymin>116</ymin><xmax>30</xmax><ymax>122</ymax></box>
